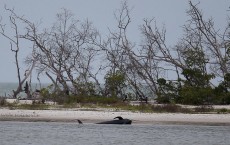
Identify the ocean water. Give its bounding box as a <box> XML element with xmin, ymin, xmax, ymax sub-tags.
<box><xmin>0</xmin><ymin>82</ymin><xmax>155</xmax><ymax>99</ymax></box>
<box><xmin>0</xmin><ymin>82</ymin><xmax>17</xmax><ymax>97</ymax></box>
<box><xmin>0</xmin><ymin>82</ymin><xmax>47</xmax><ymax>97</ymax></box>
<box><xmin>0</xmin><ymin>122</ymin><xmax>230</xmax><ymax>145</ymax></box>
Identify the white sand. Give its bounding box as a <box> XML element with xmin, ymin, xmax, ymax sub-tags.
<box><xmin>0</xmin><ymin>108</ymin><xmax>230</xmax><ymax>125</ymax></box>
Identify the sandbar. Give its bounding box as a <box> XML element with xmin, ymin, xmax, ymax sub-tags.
<box><xmin>0</xmin><ymin>108</ymin><xmax>230</xmax><ymax>125</ymax></box>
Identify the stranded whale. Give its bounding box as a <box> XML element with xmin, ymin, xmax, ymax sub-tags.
<box><xmin>96</xmin><ymin>116</ymin><xmax>132</xmax><ymax>124</ymax></box>
<box><xmin>77</xmin><ymin>116</ymin><xmax>132</xmax><ymax>125</ymax></box>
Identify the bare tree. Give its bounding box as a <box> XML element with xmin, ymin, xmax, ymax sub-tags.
<box><xmin>0</xmin><ymin>7</ymin><xmax>37</xmax><ymax>98</ymax></box>
<box><xmin>97</xmin><ymin>1</ymin><xmax>164</xmax><ymax>100</ymax></box>
<box><xmin>13</xmin><ymin>9</ymin><xmax>102</xmax><ymax>97</ymax></box>
<box><xmin>185</xmin><ymin>1</ymin><xmax>230</xmax><ymax>79</ymax></box>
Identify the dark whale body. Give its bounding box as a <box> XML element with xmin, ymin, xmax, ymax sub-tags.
<box><xmin>96</xmin><ymin>116</ymin><xmax>132</xmax><ymax>125</ymax></box>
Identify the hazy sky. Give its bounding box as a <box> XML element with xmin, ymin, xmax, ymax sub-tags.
<box><xmin>0</xmin><ymin>0</ymin><xmax>229</xmax><ymax>83</ymax></box>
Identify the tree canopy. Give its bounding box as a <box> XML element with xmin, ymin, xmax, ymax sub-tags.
<box><xmin>0</xmin><ymin>1</ymin><xmax>230</xmax><ymax>105</ymax></box>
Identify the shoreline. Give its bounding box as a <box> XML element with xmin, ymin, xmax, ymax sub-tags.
<box><xmin>1</xmin><ymin>108</ymin><xmax>230</xmax><ymax>126</ymax></box>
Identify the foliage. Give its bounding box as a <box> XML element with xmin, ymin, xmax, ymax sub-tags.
<box><xmin>213</xmin><ymin>73</ymin><xmax>230</xmax><ymax>104</ymax></box>
<box><xmin>73</xmin><ymin>81</ymin><xmax>97</xmax><ymax>97</ymax></box>
<box><xmin>104</xmin><ymin>70</ymin><xmax>127</xmax><ymax>98</ymax></box>
<box><xmin>179</xmin><ymin>70</ymin><xmax>213</xmax><ymax>106</ymax></box>
<box><xmin>156</xmin><ymin>78</ymin><xmax>180</xmax><ymax>104</ymax></box>
<box><xmin>40</xmin><ymin>85</ymin><xmax>56</xmax><ymax>101</ymax></box>
<box><xmin>40</xmin><ymin>85</ymin><xmax>68</xmax><ymax>104</ymax></box>
<box><xmin>178</xmin><ymin>86</ymin><xmax>214</xmax><ymax>105</ymax></box>
<box><xmin>0</xmin><ymin>97</ymin><xmax>6</xmax><ymax>106</ymax></box>
<box><xmin>181</xmin><ymin>68</ymin><xmax>214</xmax><ymax>88</ymax></box>
<box><xmin>156</xmin><ymin>69</ymin><xmax>216</xmax><ymax>105</ymax></box>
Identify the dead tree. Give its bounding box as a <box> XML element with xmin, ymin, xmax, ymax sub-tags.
<box><xmin>185</xmin><ymin>1</ymin><xmax>230</xmax><ymax>79</ymax></box>
<box><xmin>0</xmin><ymin>7</ymin><xmax>36</xmax><ymax>98</ymax></box>
<box><xmin>7</xmin><ymin>8</ymin><xmax>102</xmax><ymax>97</ymax></box>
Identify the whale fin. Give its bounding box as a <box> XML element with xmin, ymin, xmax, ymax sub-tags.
<box><xmin>77</xmin><ymin>119</ymin><xmax>83</xmax><ymax>124</ymax></box>
<box><xmin>114</xmin><ymin>116</ymin><xmax>123</xmax><ymax>120</ymax></box>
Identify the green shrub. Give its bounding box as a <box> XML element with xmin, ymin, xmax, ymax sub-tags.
<box><xmin>217</xmin><ymin>108</ymin><xmax>229</xmax><ymax>114</ymax></box>
<box><xmin>0</xmin><ymin>97</ymin><xmax>6</xmax><ymax>106</ymax></box>
<box><xmin>104</xmin><ymin>70</ymin><xmax>127</xmax><ymax>98</ymax></box>
<box><xmin>178</xmin><ymin>86</ymin><xmax>214</xmax><ymax>105</ymax></box>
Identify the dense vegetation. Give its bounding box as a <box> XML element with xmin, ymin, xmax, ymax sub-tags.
<box><xmin>0</xmin><ymin>1</ymin><xmax>230</xmax><ymax>105</ymax></box>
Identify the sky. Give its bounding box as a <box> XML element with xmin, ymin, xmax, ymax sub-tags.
<box><xmin>0</xmin><ymin>0</ymin><xmax>229</xmax><ymax>83</ymax></box>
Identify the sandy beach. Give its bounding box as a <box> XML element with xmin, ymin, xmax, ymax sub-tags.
<box><xmin>0</xmin><ymin>108</ymin><xmax>230</xmax><ymax>125</ymax></box>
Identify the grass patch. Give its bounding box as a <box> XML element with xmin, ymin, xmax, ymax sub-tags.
<box><xmin>1</xmin><ymin>103</ymin><xmax>50</xmax><ymax>110</ymax></box>
<box><xmin>2</xmin><ymin>96</ymin><xmax>230</xmax><ymax>114</ymax></box>
<box><xmin>193</xmin><ymin>105</ymin><xmax>214</xmax><ymax>113</ymax></box>
<box><xmin>16</xmin><ymin>104</ymin><xmax>51</xmax><ymax>110</ymax></box>
<box><xmin>151</xmin><ymin>104</ymin><xmax>192</xmax><ymax>113</ymax></box>
<box><xmin>119</xmin><ymin>103</ymin><xmax>153</xmax><ymax>113</ymax></box>
<box><xmin>66</xmin><ymin>95</ymin><xmax>121</xmax><ymax>104</ymax></box>
<box><xmin>216</xmin><ymin>108</ymin><xmax>230</xmax><ymax>114</ymax></box>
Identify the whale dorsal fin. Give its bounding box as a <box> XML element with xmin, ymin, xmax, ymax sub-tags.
<box><xmin>77</xmin><ymin>119</ymin><xmax>83</xmax><ymax>124</ymax></box>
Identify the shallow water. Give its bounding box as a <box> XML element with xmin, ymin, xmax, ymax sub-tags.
<box><xmin>0</xmin><ymin>121</ymin><xmax>230</xmax><ymax>145</ymax></box>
